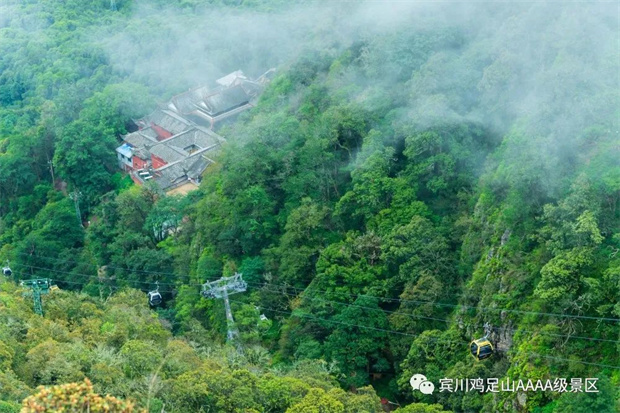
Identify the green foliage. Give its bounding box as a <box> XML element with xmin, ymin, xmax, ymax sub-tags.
<box><xmin>0</xmin><ymin>401</ymin><xmax>20</xmax><ymax>413</ymax></box>
<box><xmin>397</xmin><ymin>404</ymin><xmax>452</xmax><ymax>413</ymax></box>
<box><xmin>0</xmin><ymin>283</ymin><xmax>382</xmax><ymax>411</ymax></box>
<box><xmin>268</xmin><ymin>198</ymin><xmax>335</xmax><ymax>287</ymax></box>
<box><xmin>552</xmin><ymin>376</ymin><xmax>617</xmax><ymax>413</ymax></box>
<box><xmin>534</xmin><ymin>247</ymin><xmax>593</xmax><ymax>302</ymax></box>
<box><xmin>0</xmin><ymin>2</ymin><xmax>617</xmax><ymax>412</ymax></box>
<box><xmin>285</xmin><ymin>388</ymin><xmax>345</xmax><ymax>413</ymax></box>
<box><xmin>323</xmin><ymin>296</ymin><xmax>391</xmax><ymax>388</ymax></box>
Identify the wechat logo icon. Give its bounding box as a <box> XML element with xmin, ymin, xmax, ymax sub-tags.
<box><xmin>410</xmin><ymin>374</ymin><xmax>435</xmax><ymax>395</ymax></box>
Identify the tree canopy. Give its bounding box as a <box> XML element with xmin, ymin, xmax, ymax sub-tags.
<box><xmin>0</xmin><ymin>1</ymin><xmax>617</xmax><ymax>412</ymax></box>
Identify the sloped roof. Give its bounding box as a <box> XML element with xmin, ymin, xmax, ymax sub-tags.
<box><xmin>186</xmin><ymin>155</ymin><xmax>211</xmax><ymax>178</ymax></box>
<box><xmin>164</xmin><ymin>128</ymin><xmax>221</xmax><ymax>151</ymax></box>
<box><xmin>123</xmin><ymin>129</ymin><xmax>158</xmax><ymax>148</ymax></box>
<box><xmin>169</xmin><ymin>86</ymin><xmax>210</xmax><ymax>115</ymax></box>
<box><xmin>139</xmin><ymin>127</ymin><xmax>159</xmax><ymax>139</ymax></box>
<box><xmin>149</xmin><ymin>143</ymin><xmax>186</xmax><ymax>164</ymax></box>
<box><xmin>155</xmin><ymin>154</ymin><xmax>213</xmax><ymax>190</ymax></box>
<box><xmin>133</xmin><ymin>147</ymin><xmax>149</xmax><ymax>160</ymax></box>
<box><xmin>257</xmin><ymin>68</ymin><xmax>277</xmax><ymax>84</ymax></box>
<box><xmin>239</xmin><ymin>80</ymin><xmax>263</xmax><ymax>99</ymax></box>
<box><xmin>148</xmin><ymin>110</ymin><xmax>192</xmax><ymax>135</ymax></box>
<box><xmin>216</xmin><ymin>70</ymin><xmax>245</xmax><ymax>87</ymax></box>
<box><xmin>116</xmin><ymin>143</ymin><xmax>132</xmax><ymax>158</ymax></box>
<box><xmin>200</xmin><ymin>85</ymin><xmax>251</xmax><ymax>116</ymax></box>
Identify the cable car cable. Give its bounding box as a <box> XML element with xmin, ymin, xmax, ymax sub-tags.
<box><xmin>249</xmin><ymin>283</ymin><xmax>620</xmax><ymax>344</ymax></box>
<box><xmin>10</xmin><ymin>270</ymin><xmax>617</xmax><ymax>370</ymax></box>
<box><xmin>248</xmin><ymin>281</ymin><xmax>620</xmax><ymax>322</ymax></box>
<box><xmin>11</xmin><ymin>251</ymin><xmax>200</xmax><ymax>280</ymax></box>
<box><xmin>12</xmin><ymin>251</ymin><xmax>620</xmax><ymax>323</ymax></box>
<box><xmin>8</xmin><ymin>263</ymin><xmax>620</xmax><ymax>344</ymax></box>
<box><xmin>229</xmin><ymin>298</ymin><xmax>620</xmax><ymax>371</ymax></box>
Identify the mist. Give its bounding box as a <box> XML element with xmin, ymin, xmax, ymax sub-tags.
<box><xmin>97</xmin><ymin>2</ymin><xmax>617</xmax><ymax>122</ymax></box>
<box><xmin>91</xmin><ymin>1</ymin><xmax>619</xmax><ymax>199</ymax></box>
<box><xmin>0</xmin><ymin>3</ymin><xmax>618</xmax><ymax>410</ymax></box>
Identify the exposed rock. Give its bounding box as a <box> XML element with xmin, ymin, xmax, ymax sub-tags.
<box><xmin>501</xmin><ymin>229</ymin><xmax>511</xmax><ymax>246</ymax></box>
<box><xmin>494</xmin><ymin>324</ymin><xmax>514</xmax><ymax>353</ymax></box>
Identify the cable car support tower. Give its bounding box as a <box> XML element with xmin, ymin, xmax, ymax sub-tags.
<box><xmin>21</xmin><ymin>279</ymin><xmax>52</xmax><ymax>316</ymax></box>
<box><xmin>202</xmin><ymin>273</ymin><xmax>247</xmax><ymax>343</ymax></box>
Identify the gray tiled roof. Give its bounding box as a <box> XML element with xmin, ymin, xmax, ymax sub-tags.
<box><xmin>201</xmin><ymin>85</ymin><xmax>251</xmax><ymax>116</ymax></box>
<box><xmin>140</xmin><ymin>127</ymin><xmax>158</xmax><ymax>139</ymax></box>
<box><xmin>123</xmin><ymin>129</ymin><xmax>156</xmax><ymax>148</ymax></box>
<box><xmin>216</xmin><ymin>70</ymin><xmax>245</xmax><ymax>87</ymax></box>
<box><xmin>169</xmin><ymin>86</ymin><xmax>210</xmax><ymax>115</ymax></box>
<box><xmin>164</xmin><ymin>129</ymin><xmax>221</xmax><ymax>152</ymax></box>
<box><xmin>134</xmin><ymin>147</ymin><xmax>149</xmax><ymax>160</ymax></box>
<box><xmin>123</xmin><ymin>124</ymin><xmax>221</xmax><ymax>168</ymax></box>
<box><xmin>125</xmin><ymin>69</ymin><xmax>275</xmax><ymax>191</ymax></box>
<box><xmin>149</xmin><ymin>143</ymin><xmax>186</xmax><ymax>164</ymax></box>
<box><xmin>148</xmin><ymin>110</ymin><xmax>192</xmax><ymax>135</ymax></box>
<box><xmin>239</xmin><ymin>80</ymin><xmax>263</xmax><ymax>99</ymax></box>
<box><xmin>155</xmin><ymin>154</ymin><xmax>213</xmax><ymax>190</ymax></box>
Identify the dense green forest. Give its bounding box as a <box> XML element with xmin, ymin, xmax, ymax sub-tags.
<box><xmin>0</xmin><ymin>0</ymin><xmax>618</xmax><ymax>412</ymax></box>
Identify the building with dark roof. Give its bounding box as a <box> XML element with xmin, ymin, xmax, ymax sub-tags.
<box><xmin>117</xmin><ymin>125</ymin><xmax>224</xmax><ymax>194</ymax></box>
<box><xmin>202</xmin><ymin>85</ymin><xmax>250</xmax><ymax>116</ymax></box>
<box><xmin>166</xmin><ymin>70</ymin><xmax>266</xmax><ymax>130</ymax></box>
<box><xmin>116</xmin><ymin>69</ymin><xmax>273</xmax><ymax>194</ymax></box>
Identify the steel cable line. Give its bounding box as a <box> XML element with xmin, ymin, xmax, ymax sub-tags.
<box><xmin>10</xmin><ymin>255</ymin><xmax>620</xmax><ymax>331</ymax></box>
<box><xmin>12</xmin><ymin>263</ymin><xmax>188</xmax><ymax>288</ymax></box>
<box><xmin>247</xmin><ymin>282</ymin><xmax>620</xmax><ymax>344</ymax></box>
<box><xmin>11</xmin><ymin>270</ymin><xmax>619</xmax><ymax>369</ymax></box>
<box><xmin>10</xmin><ymin>269</ymin><xmax>172</xmax><ymax>294</ymax></box>
<box><xmin>11</xmin><ymin>251</ymin><xmax>193</xmax><ymax>280</ymax></box>
<box><xmin>9</xmin><ymin>252</ymin><xmax>620</xmax><ymax>323</ymax></box>
<box><xmin>11</xmin><ymin>266</ymin><xmax>178</xmax><ymax>296</ymax></box>
<box><xmin>230</xmin><ymin>298</ymin><xmax>620</xmax><ymax>371</ymax></box>
<box><xmin>252</xmin><ymin>280</ymin><xmax>620</xmax><ymax>322</ymax></box>
<box><xmin>54</xmin><ymin>278</ymin><xmax>176</xmax><ymax>294</ymax></box>
<box><xmin>249</xmin><ymin>282</ymin><xmax>451</xmax><ymax>323</ymax></box>
<box><xmin>21</xmin><ymin>266</ymin><xmax>617</xmax><ymax>345</ymax></box>
<box><xmin>14</xmin><ymin>258</ymin><xmax>617</xmax><ymax>342</ymax></box>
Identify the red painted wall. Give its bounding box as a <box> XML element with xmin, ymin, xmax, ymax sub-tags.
<box><xmin>151</xmin><ymin>154</ymin><xmax>168</xmax><ymax>169</ymax></box>
<box><xmin>151</xmin><ymin>123</ymin><xmax>173</xmax><ymax>140</ymax></box>
<box><xmin>133</xmin><ymin>156</ymin><xmax>147</xmax><ymax>170</ymax></box>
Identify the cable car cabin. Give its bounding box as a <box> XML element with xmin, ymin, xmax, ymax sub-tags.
<box><xmin>2</xmin><ymin>267</ymin><xmax>11</xmax><ymax>277</ymax></box>
<box><xmin>470</xmin><ymin>338</ymin><xmax>494</xmax><ymax>361</ymax></box>
<box><xmin>148</xmin><ymin>291</ymin><xmax>162</xmax><ymax>307</ymax></box>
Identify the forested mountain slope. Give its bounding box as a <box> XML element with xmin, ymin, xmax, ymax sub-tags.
<box><xmin>0</xmin><ymin>1</ymin><xmax>618</xmax><ymax>412</ymax></box>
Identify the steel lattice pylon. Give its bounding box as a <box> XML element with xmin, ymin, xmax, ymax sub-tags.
<box><xmin>21</xmin><ymin>279</ymin><xmax>52</xmax><ymax>316</ymax></box>
<box><xmin>202</xmin><ymin>273</ymin><xmax>247</xmax><ymax>342</ymax></box>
